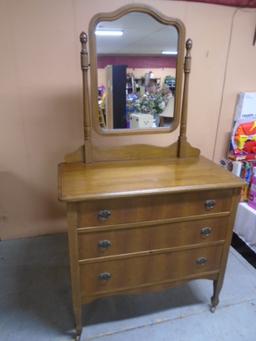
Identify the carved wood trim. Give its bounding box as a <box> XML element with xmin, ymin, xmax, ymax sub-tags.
<box><xmin>91</xmin><ymin>142</ymin><xmax>178</xmax><ymax>162</ymax></box>
<box><xmin>64</xmin><ymin>146</ymin><xmax>85</xmax><ymax>163</ymax></box>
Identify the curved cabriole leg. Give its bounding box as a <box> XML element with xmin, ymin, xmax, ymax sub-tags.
<box><xmin>210</xmin><ymin>279</ymin><xmax>222</xmax><ymax>313</ymax></box>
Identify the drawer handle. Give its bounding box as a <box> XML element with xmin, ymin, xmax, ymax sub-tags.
<box><xmin>97</xmin><ymin>209</ymin><xmax>112</xmax><ymax>221</ymax></box>
<box><xmin>98</xmin><ymin>240</ymin><xmax>112</xmax><ymax>249</ymax></box>
<box><xmin>205</xmin><ymin>200</ymin><xmax>216</xmax><ymax>210</ymax></box>
<box><xmin>200</xmin><ymin>227</ymin><xmax>212</xmax><ymax>237</ymax></box>
<box><xmin>98</xmin><ymin>272</ymin><xmax>112</xmax><ymax>281</ymax></box>
<box><xmin>196</xmin><ymin>257</ymin><xmax>208</xmax><ymax>266</ymax></box>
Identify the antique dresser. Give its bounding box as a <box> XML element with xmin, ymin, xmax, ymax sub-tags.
<box><xmin>58</xmin><ymin>4</ymin><xmax>243</xmax><ymax>340</ymax></box>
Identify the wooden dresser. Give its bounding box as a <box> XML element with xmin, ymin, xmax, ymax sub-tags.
<box><xmin>58</xmin><ymin>157</ymin><xmax>243</xmax><ymax>338</ymax></box>
<box><xmin>58</xmin><ymin>4</ymin><xmax>243</xmax><ymax>339</ymax></box>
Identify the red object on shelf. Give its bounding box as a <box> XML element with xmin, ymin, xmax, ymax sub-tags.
<box><xmin>180</xmin><ymin>0</ymin><xmax>256</xmax><ymax>8</ymax></box>
<box><xmin>244</xmin><ymin>141</ymin><xmax>256</xmax><ymax>154</ymax></box>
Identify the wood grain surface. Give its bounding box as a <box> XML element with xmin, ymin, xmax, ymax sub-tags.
<box><xmin>58</xmin><ymin>157</ymin><xmax>243</xmax><ymax>202</ymax></box>
<box><xmin>78</xmin><ymin>216</ymin><xmax>228</xmax><ymax>259</ymax></box>
<box><xmin>77</xmin><ymin>190</ymin><xmax>232</xmax><ymax>227</ymax></box>
<box><xmin>79</xmin><ymin>244</ymin><xmax>223</xmax><ymax>297</ymax></box>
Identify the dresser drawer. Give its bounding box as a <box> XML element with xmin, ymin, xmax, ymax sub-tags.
<box><xmin>80</xmin><ymin>245</ymin><xmax>223</xmax><ymax>297</ymax></box>
<box><xmin>78</xmin><ymin>217</ymin><xmax>228</xmax><ymax>259</ymax></box>
<box><xmin>77</xmin><ymin>190</ymin><xmax>232</xmax><ymax>227</ymax></box>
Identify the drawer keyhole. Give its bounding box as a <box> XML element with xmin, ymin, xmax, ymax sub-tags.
<box><xmin>205</xmin><ymin>200</ymin><xmax>216</xmax><ymax>210</ymax></box>
<box><xmin>97</xmin><ymin>209</ymin><xmax>112</xmax><ymax>221</ymax></box>
<box><xmin>200</xmin><ymin>227</ymin><xmax>212</xmax><ymax>237</ymax></box>
<box><xmin>98</xmin><ymin>240</ymin><xmax>112</xmax><ymax>250</ymax></box>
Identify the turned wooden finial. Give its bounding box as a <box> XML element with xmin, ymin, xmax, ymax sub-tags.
<box><xmin>80</xmin><ymin>32</ymin><xmax>87</xmax><ymax>45</ymax></box>
<box><xmin>80</xmin><ymin>32</ymin><xmax>89</xmax><ymax>70</ymax></box>
<box><xmin>186</xmin><ymin>38</ymin><xmax>192</xmax><ymax>53</ymax></box>
<box><xmin>184</xmin><ymin>38</ymin><xmax>192</xmax><ymax>74</ymax></box>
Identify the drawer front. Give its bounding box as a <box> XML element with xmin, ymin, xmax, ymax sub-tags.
<box><xmin>80</xmin><ymin>245</ymin><xmax>223</xmax><ymax>296</ymax></box>
<box><xmin>78</xmin><ymin>217</ymin><xmax>228</xmax><ymax>259</ymax></box>
<box><xmin>78</xmin><ymin>190</ymin><xmax>232</xmax><ymax>227</ymax></box>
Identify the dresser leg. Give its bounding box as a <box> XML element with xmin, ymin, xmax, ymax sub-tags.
<box><xmin>210</xmin><ymin>279</ymin><xmax>221</xmax><ymax>313</ymax></box>
<box><xmin>75</xmin><ymin>329</ymin><xmax>82</xmax><ymax>341</ymax></box>
<box><xmin>67</xmin><ymin>203</ymin><xmax>83</xmax><ymax>340</ymax></box>
<box><xmin>74</xmin><ymin>305</ymin><xmax>82</xmax><ymax>340</ymax></box>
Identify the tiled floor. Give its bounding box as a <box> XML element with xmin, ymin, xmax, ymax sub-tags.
<box><xmin>1</xmin><ymin>233</ymin><xmax>256</xmax><ymax>341</ymax></box>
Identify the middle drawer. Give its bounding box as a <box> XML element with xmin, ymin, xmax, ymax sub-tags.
<box><xmin>78</xmin><ymin>216</ymin><xmax>228</xmax><ymax>260</ymax></box>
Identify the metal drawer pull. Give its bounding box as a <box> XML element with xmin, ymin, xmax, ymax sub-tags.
<box><xmin>97</xmin><ymin>209</ymin><xmax>111</xmax><ymax>221</ymax></box>
<box><xmin>98</xmin><ymin>272</ymin><xmax>112</xmax><ymax>281</ymax></box>
<box><xmin>196</xmin><ymin>257</ymin><xmax>208</xmax><ymax>266</ymax></box>
<box><xmin>200</xmin><ymin>227</ymin><xmax>212</xmax><ymax>237</ymax></box>
<box><xmin>205</xmin><ymin>200</ymin><xmax>216</xmax><ymax>210</ymax></box>
<box><xmin>98</xmin><ymin>240</ymin><xmax>112</xmax><ymax>249</ymax></box>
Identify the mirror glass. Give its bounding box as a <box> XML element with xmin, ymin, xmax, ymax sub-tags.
<box><xmin>95</xmin><ymin>12</ymin><xmax>178</xmax><ymax>130</ymax></box>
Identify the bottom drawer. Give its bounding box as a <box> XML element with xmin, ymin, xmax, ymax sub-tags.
<box><xmin>80</xmin><ymin>245</ymin><xmax>223</xmax><ymax>297</ymax></box>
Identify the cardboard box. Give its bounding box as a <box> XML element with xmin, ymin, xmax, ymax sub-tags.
<box><xmin>235</xmin><ymin>92</ymin><xmax>256</xmax><ymax>122</ymax></box>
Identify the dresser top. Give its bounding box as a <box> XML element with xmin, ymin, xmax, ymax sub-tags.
<box><xmin>58</xmin><ymin>157</ymin><xmax>243</xmax><ymax>202</ymax></box>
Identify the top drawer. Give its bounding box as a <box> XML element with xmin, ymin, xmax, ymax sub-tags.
<box><xmin>77</xmin><ymin>190</ymin><xmax>233</xmax><ymax>227</ymax></box>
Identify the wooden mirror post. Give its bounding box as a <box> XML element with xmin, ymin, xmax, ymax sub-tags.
<box><xmin>177</xmin><ymin>39</ymin><xmax>200</xmax><ymax>158</ymax></box>
<box><xmin>80</xmin><ymin>32</ymin><xmax>92</xmax><ymax>163</ymax></box>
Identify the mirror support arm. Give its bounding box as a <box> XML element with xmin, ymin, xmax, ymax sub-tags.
<box><xmin>180</xmin><ymin>39</ymin><xmax>192</xmax><ymax>142</ymax></box>
<box><xmin>178</xmin><ymin>39</ymin><xmax>191</xmax><ymax>156</ymax></box>
<box><xmin>80</xmin><ymin>32</ymin><xmax>92</xmax><ymax>162</ymax></box>
<box><xmin>177</xmin><ymin>39</ymin><xmax>199</xmax><ymax>158</ymax></box>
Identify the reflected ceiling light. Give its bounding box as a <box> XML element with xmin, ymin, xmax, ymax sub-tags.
<box><xmin>95</xmin><ymin>30</ymin><xmax>123</xmax><ymax>36</ymax></box>
<box><xmin>161</xmin><ymin>50</ymin><xmax>178</xmax><ymax>55</ymax></box>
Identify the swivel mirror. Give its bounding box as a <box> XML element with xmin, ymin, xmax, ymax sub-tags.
<box><xmin>89</xmin><ymin>6</ymin><xmax>185</xmax><ymax>134</ymax></box>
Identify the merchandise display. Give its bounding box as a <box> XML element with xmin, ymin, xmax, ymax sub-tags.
<box><xmin>231</xmin><ymin>120</ymin><xmax>256</xmax><ymax>160</ymax></box>
<box><xmin>248</xmin><ymin>167</ymin><xmax>256</xmax><ymax>209</ymax></box>
<box><xmin>98</xmin><ymin>73</ymin><xmax>175</xmax><ymax>129</ymax></box>
<box><xmin>229</xmin><ymin>92</ymin><xmax>256</xmax><ymax>161</ymax></box>
<box><xmin>224</xmin><ymin>92</ymin><xmax>256</xmax><ymax>201</ymax></box>
<box><xmin>225</xmin><ymin>93</ymin><xmax>256</xmax><ymax>256</ymax></box>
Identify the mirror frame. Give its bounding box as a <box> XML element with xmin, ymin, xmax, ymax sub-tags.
<box><xmin>88</xmin><ymin>4</ymin><xmax>185</xmax><ymax>136</ymax></box>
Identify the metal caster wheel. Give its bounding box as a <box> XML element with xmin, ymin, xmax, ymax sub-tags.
<box><xmin>210</xmin><ymin>305</ymin><xmax>216</xmax><ymax>313</ymax></box>
<box><xmin>74</xmin><ymin>330</ymin><xmax>82</xmax><ymax>341</ymax></box>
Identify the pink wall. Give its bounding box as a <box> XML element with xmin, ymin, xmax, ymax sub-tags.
<box><xmin>97</xmin><ymin>55</ymin><xmax>177</xmax><ymax>68</ymax></box>
<box><xmin>0</xmin><ymin>0</ymin><xmax>255</xmax><ymax>240</ymax></box>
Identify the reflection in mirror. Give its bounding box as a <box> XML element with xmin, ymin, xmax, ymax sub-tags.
<box><xmin>95</xmin><ymin>12</ymin><xmax>178</xmax><ymax>130</ymax></box>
